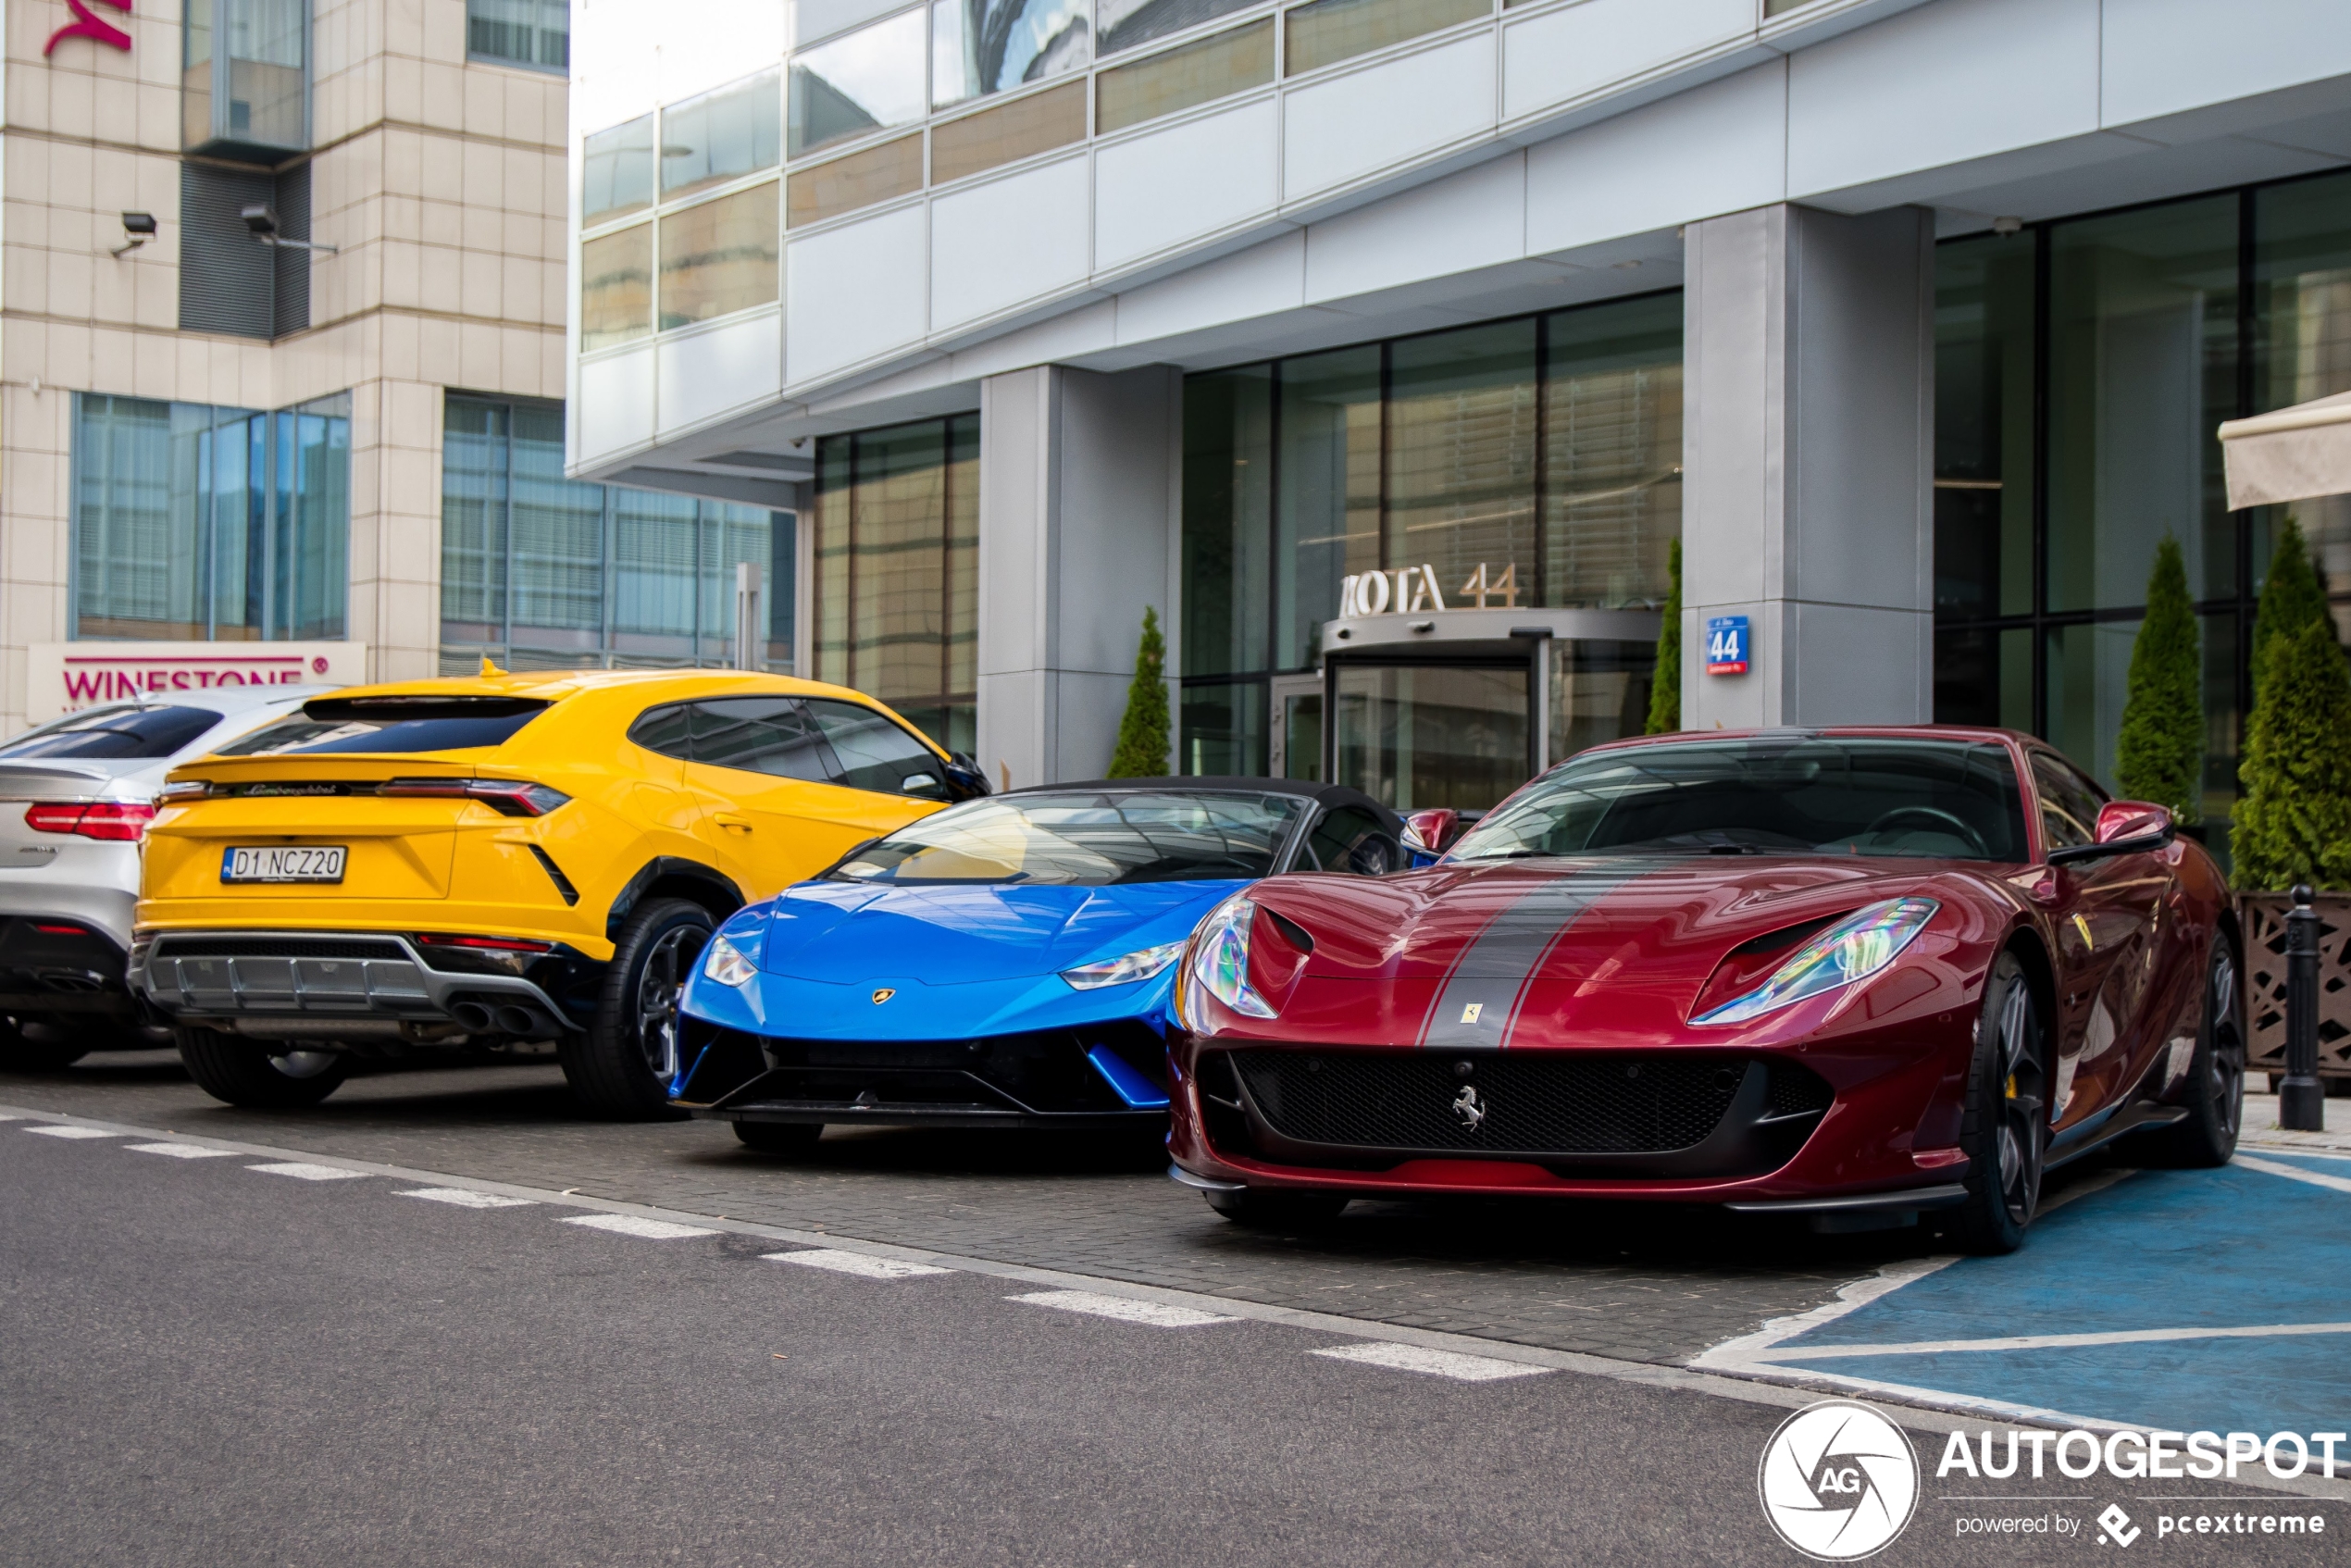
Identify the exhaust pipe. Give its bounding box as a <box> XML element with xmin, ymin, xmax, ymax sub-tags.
<box><xmin>492</xmin><ymin>1003</ymin><xmax>553</xmax><ymax>1038</ymax></box>
<box><xmin>449</xmin><ymin>1001</ymin><xmax>495</xmax><ymax>1031</ymax></box>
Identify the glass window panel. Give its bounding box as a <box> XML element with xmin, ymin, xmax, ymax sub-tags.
<box><xmin>584</xmin><ymin>114</ymin><xmax>655</xmax><ymax>224</ymax></box>
<box><xmin>183</xmin><ymin>0</ymin><xmax>213</xmax><ymax>149</ymax></box>
<box><xmin>814</xmin><ymin>438</ymin><xmax>852</xmax><ymax>686</ymax></box>
<box><xmin>1276</xmin><ymin>346</ymin><xmax>1380</xmax><ymax>670</ymax></box>
<box><xmin>805</xmin><ymin>698</ymin><xmax>946</xmax><ymax>794</ymax></box>
<box><xmin>661</xmin><ymin>70</ymin><xmax>782</xmax><ymax>200</ymax></box>
<box><xmin>468</xmin><ymin>0</ymin><xmax>569</xmax><ymax>70</ymax></box>
<box><xmin>1094</xmin><ymin>18</ymin><xmax>1271</xmax><ymax>134</ymax></box>
<box><xmin>580</xmin><ymin>222</ymin><xmax>653</xmax><ymax>349</ymax></box>
<box><xmin>1545</xmin><ymin>638</ymin><xmax>1655</xmax><ymax>767</ymax></box>
<box><xmin>2197</xmin><ymin>610</ymin><xmax>2240</xmax><ymax>853</ymax></box>
<box><xmin>1386</xmin><ymin>321</ymin><xmax>1537</xmax><ymax>616</ymax></box>
<box><xmin>930</xmin><ymin>80</ymin><xmax>1086</xmax><ymax>184</ymax></box>
<box><xmin>1934</xmin><ymin>231</ymin><xmax>2037</xmax><ymax>623</ymax></box>
<box><xmin>613</xmin><ymin>487</ymin><xmax>700</xmax><ymax>637</ymax></box>
<box><xmin>2044</xmin><ymin>620</ymin><xmax>2141</xmax><ymax>791</ymax></box>
<box><xmin>2254</xmin><ymin>170</ymin><xmax>2351</xmax><ymax>603</ymax></box>
<box><xmin>931</xmin><ymin>0</ymin><xmax>1091</xmax><ymax>110</ymax></box>
<box><xmin>657</xmin><ymin>180</ymin><xmax>779</xmax><ymax>330</ymax></box>
<box><xmin>1098</xmin><ymin>0</ymin><xmax>1264</xmax><ymax>56</ymax></box>
<box><xmin>2046</xmin><ymin>195</ymin><xmax>2238</xmax><ymax>613</ymax></box>
<box><xmin>696</xmin><ymin>503</ymin><xmax>774</xmax><ymax>665</ymax></box>
<box><xmin>785</xmin><ymin>133</ymin><xmax>924</xmax><ymax>227</ymax></box>
<box><xmin>440</xmin><ymin>396</ymin><xmax>509</xmax><ymax>638</ymax></box>
<box><xmin>1181</xmin><ymin>367</ymin><xmax>1271</xmax><ymax>677</ymax></box>
<box><xmin>850</xmin><ymin>422</ymin><xmax>950</xmax><ymax>709</ymax></box>
<box><xmin>273</xmin><ymin>393</ymin><xmax>350</xmax><ymax>641</ymax></box>
<box><xmin>509</xmin><ymin>402</ymin><xmax>607</xmax><ymax>635</ymax></box>
<box><xmin>76</xmin><ymin>396</ymin><xmax>193</xmax><ymax>639</ymax></box>
<box><xmin>943</xmin><ymin>414</ymin><xmax>979</xmax><ymax>714</ymax></box>
<box><xmin>768</xmin><ymin>509</ymin><xmax>798</xmax><ymax>668</ymax></box>
<box><xmin>1932</xmin><ymin>625</ymin><xmax>2033</xmax><ymax>728</ymax></box>
<box><xmin>790</xmin><ymin>10</ymin><xmax>927</xmax><ymax>159</ymax></box>
<box><xmin>1283</xmin><ymin>0</ymin><xmax>1485</xmax><ymax>77</ymax></box>
<box><xmin>221</xmin><ymin>0</ymin><xmax>305</xmax><ymax>150</ymax></box>
<box><xmin>690</xmin><ymin>696</ymin><xmax>835</xmax><ymax>779</ymax></box>
<box><xmin>1542</xmin><ymin>292</ymin><xmax>1681</xmax><ymax>609</ymax></box>
<box><xmin>1179</xmin><ymin>680</ymin><xmax>1266</xmax><ymax>776</ymax></box>
<box><xmin>1334</xmin><ymin>663</ymin><xmax>1527</xmax><ymax>812</ymax></box>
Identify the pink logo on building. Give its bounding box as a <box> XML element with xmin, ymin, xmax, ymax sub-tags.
<box><xmin>46</xmin><ymin>0</ymin><xmax>131</xmax><ymax>56</ymax></box>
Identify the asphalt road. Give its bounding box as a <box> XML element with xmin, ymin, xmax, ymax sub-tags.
<box><xmin>4</xmin><ymin>1112</ymin><xmax>2340</xmax><ymax>1566</ymax></box>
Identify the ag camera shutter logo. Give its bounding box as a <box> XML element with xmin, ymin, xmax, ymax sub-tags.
<box><xmin>1758</xmin><ymin>1400</ymin><xmax>1920</xmax><ymax>1560</ymax></box>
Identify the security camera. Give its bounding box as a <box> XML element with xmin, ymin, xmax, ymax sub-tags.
<box><xmin>110</xmin><ymin>211</ymin><xmax>156</xmax><ymax>257</ymax></box>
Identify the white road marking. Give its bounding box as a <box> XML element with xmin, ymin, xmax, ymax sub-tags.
<box><xmin>126</xmin><ymin>1142</ymin><xmax>241</xmax><ymax>1159</ymax></box>
<box><xmin>398</xmin><ymin>1187</ymin><xmax>537</xmax><ymax>1209</ymax></box>
<box><xmin>246</xmin><ymin>1162</ymin><xmax>367</xmax><ymax>1181</ymax></box>
<box><xmin>1749</xmin><ymin>1320</ymin><xmax>2351</xmax><ymax>1361</ymax></box>
<box><xmin>2237</xmin><ymin>1153</ymin><xmax>2351</xmax><ymax>1196</ymax></box>
<box><xmin>765</xmin><ymin>1249</ymin><xmax>951</xmax><ymax>1279</ymax></box>
<box><xmin>561</xmin><ymin>1213</ymin><xmax>715</xmax><ymax>1239</ymax></box>
<box><xmin>1010</xmin><ymin>1289</ymin><xmax>1238</xmax><ymax>1327</ymax></box>
<box><xmin>24</xmin><ymin>1125</ymin><xmax>117</xmax><ymax>1139</ymax></box>
<box><xmin>1313</xmin><ymin>1342</ymin><xmax>1554</xmax><ymax>1383</ymax></box>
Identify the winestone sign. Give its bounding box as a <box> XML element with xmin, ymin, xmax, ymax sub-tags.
<box><xmin>27</xmin><ymin>642</ymin><xmax>367</xmax><ymax>719</ymax></box>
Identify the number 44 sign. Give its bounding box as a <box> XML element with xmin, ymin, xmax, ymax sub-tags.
<box><xmin>1705</xmin><ymin>615</ymin><xmax>1749</xmax><ymax>676</ymax></box>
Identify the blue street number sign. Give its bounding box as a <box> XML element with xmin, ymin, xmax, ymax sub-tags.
<box><xmin>1705</xmin><ymin>616</ymin><xmax>1749</xmax><ymax>676</ymax></box>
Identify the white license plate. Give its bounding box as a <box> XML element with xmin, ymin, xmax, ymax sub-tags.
<box><xmin>221</xmin><ymin>845</ymin><xmax>348</xmax><ymax>884</ymax></box>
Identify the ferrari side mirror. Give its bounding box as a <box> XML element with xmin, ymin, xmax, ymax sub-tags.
<box><xmin>1400</xmin><ymin>807</ymin><xmax>1460</xmax><ymax>854</ymax></box>
<box><xmin>2048</xmin><ymin>801</ymin><xmax>2174</xmax><ymax>865</ymax></box>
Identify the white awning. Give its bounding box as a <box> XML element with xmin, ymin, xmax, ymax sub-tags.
<box><xmin>2219</xmin><ymin>390</ymin><xmax>2351</xmax><ymax>509</ymax></box>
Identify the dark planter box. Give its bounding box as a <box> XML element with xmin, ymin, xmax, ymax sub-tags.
<box><xmin>2238</xmin><ymin>891</ymin><xmax>2351</xmax><ymax>1081</ymax></box>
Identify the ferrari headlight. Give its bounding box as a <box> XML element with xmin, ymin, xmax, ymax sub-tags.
<box><xmin>1184</xmin><ymin>896</ymin><xmax>1277</xmax><ymax>1021</ymax></box>
<box><xmin>1691</xmin><ymin>898</ymin><xmax>1938</xmax><ymax>1027</ymax></box>
<box><xmin>1061</xmin><ymin>940</ymin><xmax>1185</xmax><ymax>990</ymax></box>
<box><xmin>702</xmin><ymin>934</ymin><xmax>757</xmax><ymax>988</ymax></box>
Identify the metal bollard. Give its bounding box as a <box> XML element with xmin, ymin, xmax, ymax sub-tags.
<box><xmin>2281</xmin><ymin>883</ymin><xmax>2325</xmax><ymax>1133</ymax></box>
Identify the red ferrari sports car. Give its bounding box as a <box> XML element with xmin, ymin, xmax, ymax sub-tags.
<box><xmin>1165</xmin><ymin>727</ymin><xmax>2243</xmax><ymax>1253</ymax></box>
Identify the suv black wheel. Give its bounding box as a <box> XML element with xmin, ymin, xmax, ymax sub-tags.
<box><xmin>1946</xmin><ymin>951</ymin><xmax>2046</xmax><ymax>1256</ymax></box>
<box><xmin>733</xmin><ymin>1120</ymin><xmax>821</xmax><ymax>1155</ymax></box>
<box><xmin>561</xmin><ymin>898</ymin><xmax>713</xmax><ymax>1120</ymax></box>
<box><xmin>1202</xmin><ymin>1187</ymin><xmax>1350</xmax><ymax>1229</ymax></box>
<box><xmin>2140</xmin><ymin>935</ymin><xmax>2245</xmax><ymax>1167</ymax></box>
<box><xmin>176</xmin><ymin>1027</ymin><xmax>349</xmax><ymax>1107</ymax></box>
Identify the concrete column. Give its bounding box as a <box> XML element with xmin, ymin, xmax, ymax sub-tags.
<box><xmin>976</xmin><ymin>364</ymin><xmax>1180</xmax><ymax>789</ymax></box>
<box><xmin>1681</xmin><ymin>205</ymin><xmax>1935</xmax><ymax>730</ymax></box>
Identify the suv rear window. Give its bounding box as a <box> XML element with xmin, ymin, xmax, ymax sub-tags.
<box><xmin>629</xmin><ymin>696</ymin><xmax>947</xmax><ymax>800</ymax></box>
<box><xmin>0</xmin><ymin>704</ymin><xmax>223</xmax><ymax>760</ymax></box>
<box><xmin>217</xmin><ymin>697</ymin><xmax>550</xmax><ymax>756</ymax></box>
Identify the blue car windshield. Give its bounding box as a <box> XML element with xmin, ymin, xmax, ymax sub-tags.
<box><xmin>829</xmin><ymin>791</ymin><xmax>1304</xmax><ymax>886</ymax></box>
<box><xmin>1450</xmin><ymin>738</ymin><xmax>2029</xmax><ymax>863</ymax></box>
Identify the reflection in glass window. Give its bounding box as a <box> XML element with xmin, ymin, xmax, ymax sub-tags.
<box><xmin>1095</xmin><ymin>18</ymin><xmax>1271</xmax><ymax>134</ymax></box>
<box><xmin>932</xmin><ymin>0</ymin><xmax>1091</xmax><ymax>110</ymax></box>
<box><xmin>1386</xmin><ymin>320</ymin><xmax>1537</xmax><ymax>617</ymax></box>
<box><xmin>930</xmin><ymin>80</ymin><xmax>1087</xmax><ymax>183</ymax></box>
<box><xmin>73</xmin><ymin>392</ymin><xmax>350</xmax><ymax>641</ymax></box>
<box><xmin>2254</xmin><ymin>171</ymin><xmax>2351</xmax><ymax>605</ymax></box>
<box><xmin>1181</xmin><ymin>367</ymin><xmax>1271</xmax><ymax>679</ymax></box>
<box><xmin>661</xmin><ymin>70</ymin><xmax>782</xmax><ymax>199</ymax></box>
<box><xmin>467</xmin><ymin>0</ymin><xmax>569</xmax><ymax>71</ymax></box>
<box><xmin>786</xmin><ymin>132</ymin><xmax>926</xmax><ymax>226</ymax></box>
<box><xmin>583</xmin><ymin>115</ymin><xmax>654</xmax><ymax>224</ymax></box>
<box><xmin>1284</xmin><ymin>0</ymin><xmax>1485</xmax><ymax>75</ymax></box>
<box><xmin>1275</xmin><ymin>346</ymin><xmax>1381</xmax><ymax>671</ymax></box>
<box><xmin>440</xmin><ymin>394</ymin><xmax>794</xmax><ymax>674</ymax></box>
<box><xmin>1933</xmin><ymin>233</ymin><xmax>2035</xmax><ymax>626</ymax></box>
<box><xmin>657</xmin><ymin>180</ymin><xmax>780</xmax><ymax>330</ymax></box>
<box><xmin>790</xmin><ymin>10</ymin><xmax>927</xmax><ymax>159</ymax></box>
<box><xmin>1543</xmin><ymin>292</ymin><xmax>1681</xmax><ymax>611</ymax></box>
<box><xmin>579</xmin><ymin>223</ymin><xmax>653</xmax><ymax>350</ymax></box>
<box><xmin>831</xmin><ymin>790</ymin><xmax>1301</xmax><ymax>884</ymax></box>
<box><xmin>1097</xmin><ymin>0</ymin><xmax>1264</xmax><ymax>56</ymax></box>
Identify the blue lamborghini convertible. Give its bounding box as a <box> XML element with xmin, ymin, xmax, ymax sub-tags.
<box><xmin>667</xmin><ymin>778</ymin><xmax>1401</xmax><ymax>1151</ymax></box>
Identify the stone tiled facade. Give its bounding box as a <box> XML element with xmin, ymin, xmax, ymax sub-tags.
<box><xmin>0</xmin><ymin>0</ymin><xmax>566</xmax><ymax>728</ymax></box>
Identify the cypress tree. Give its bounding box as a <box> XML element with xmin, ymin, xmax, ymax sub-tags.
<box><xmin>2113</xmin><ymin>537</ymin><xmax>2202</xmax><ymax>823</ymax></box>
<box><xmin>1645</xmin><ymin>538</ymin><xmax>1682</xmax><ymax>735</ymax></box>
<box><xmin>2251</xmin><ymin>516</ymin><xmax>2329</xmax><ymax>700</ymax></box>
<box><xmin>2232</xmin><ymin>617</ymin><xmax>2351</xmax><ymax>892</ymax></box>
<box><xmin>1107</xmin><ymin>606</ymin><xmax>1172</xmax><ymax>778</ymax></box>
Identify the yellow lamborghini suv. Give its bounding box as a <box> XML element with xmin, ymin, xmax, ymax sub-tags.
<box><xmin>130</xmin><ymin>668</ymin><xmax>982</xmax><ymax>1116</ymax></box>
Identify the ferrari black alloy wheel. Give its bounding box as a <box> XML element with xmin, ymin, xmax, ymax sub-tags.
<box><xmin>2144</xmin><ymin>935</ymin><xmax>2246</xmax><ymax>1168</ymax></box>
<box><xmin>1947</xmin><ymin>951</ymin><xmax>2046</xmax><ymax>1255</ymax></box>
<box><xmin>1203</xmin><ymin>1186</ymin><xmax>1350</xmax><ymax>1229</ymax></box>
<box><xmin>176</xmin><ymin>1026</ymin><xmax>351</xmax><ymax>1108</ymax></box>
<box><xmin>733</xmin><ymin>1120</ymin><xmax>822</xmax><ymax>1155</ymax></box>
<box><xmin>562</xmin><ymin>897</ymin><xmax>712</xmax><ymax>1121</ymax></box>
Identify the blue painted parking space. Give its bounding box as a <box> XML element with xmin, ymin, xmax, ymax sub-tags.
<box><xmin>1704</xmin><ymin>1157</ymin><xmax>2351</xmax><ymax>1434</ymax></box>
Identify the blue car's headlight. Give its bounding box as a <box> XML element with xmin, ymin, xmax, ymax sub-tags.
<box><xmin>702</xmin><ymin>934</ymin><xmax>757</xmax><ymax>988</ymax></box>
<box><xmin>1061</xmin><ymin>940</ymin><xmax>1185</xmax><ymax>990</ymax></box>
<box><xmin>1691</xmin><ymin>898</ymin><xmax>1939</xmax><ymax>1027</ymax></box>
<box><xmin>1183</xmin><ymin>896</ymin><xmax>1277</xmax><ymax>1022</ymax></box>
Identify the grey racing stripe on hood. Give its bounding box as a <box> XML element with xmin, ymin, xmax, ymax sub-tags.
<box><xmin>1415</xmin><ymin>858</ymin><xmax>1664</xmax><ymax>1051</ymax></box>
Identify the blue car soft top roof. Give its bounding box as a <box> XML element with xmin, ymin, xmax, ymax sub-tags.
<box><xmin>1000</xmin><ymin>776</ymin><xmax>1399</xmax><ymax>832</ymax></box>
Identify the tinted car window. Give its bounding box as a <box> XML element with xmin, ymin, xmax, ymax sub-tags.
<box><xmin>0</xmin><ymin>704</ymin><xmax>221</xmax><ymax>760</ymax></box>
<box><xmin>1453</xmin><ymin>738</ymin><xmax>2030</xmax><ymax>863</ymax></box>
<box><xmin>688</xmin><ymin>698</ymin><xmax>834</xmax><ymax>782</ymax></box>
<box><xmin>627</xmin><ymin>703</ymin><xmax>695</xmax><ymax>761</ymax></box>
<box><xmin>2030</xmin><ymin>752</ymin><xmax>2106</xmax><ymax>850</ymax></box>
<box><xmin>1298</xmin><ymin>804</ymin><xmax>1397</xmax><ymax>875</ymax></box>
<box><xmin>803</xmin><ymin>700</ymin><xmax>948</xmax><ymax>800</ymax></box>
<box><xmin>831</xmin><ymin>790</ymin><xmax>1305</xmax><ymax>885</ymax></box>
<box><xmin>218</xmin><ymin>697</ymin><xmax>549</xmax><ymax>756</ymax></box>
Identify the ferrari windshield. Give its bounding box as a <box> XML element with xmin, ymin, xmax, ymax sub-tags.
<box><xmin>827</xmin><ymin>790</ymin><xmax>1304</xmax><ymax>886</ymax></box>
<box><xmin>1451</xmin><ymin>737</ymin><xmax>2029</xmax><ymax>863</ymax></box>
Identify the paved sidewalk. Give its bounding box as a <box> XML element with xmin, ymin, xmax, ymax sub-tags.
<box><xmin>2</xmin><ymin>1051</ymin><xmax>1955</xmax><ymax>1365</ymax></box>
<box><xmin>2240</xmin><ymin>1091</ymin><xmax>2351</xmax><ymax>1155</ymax></box>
